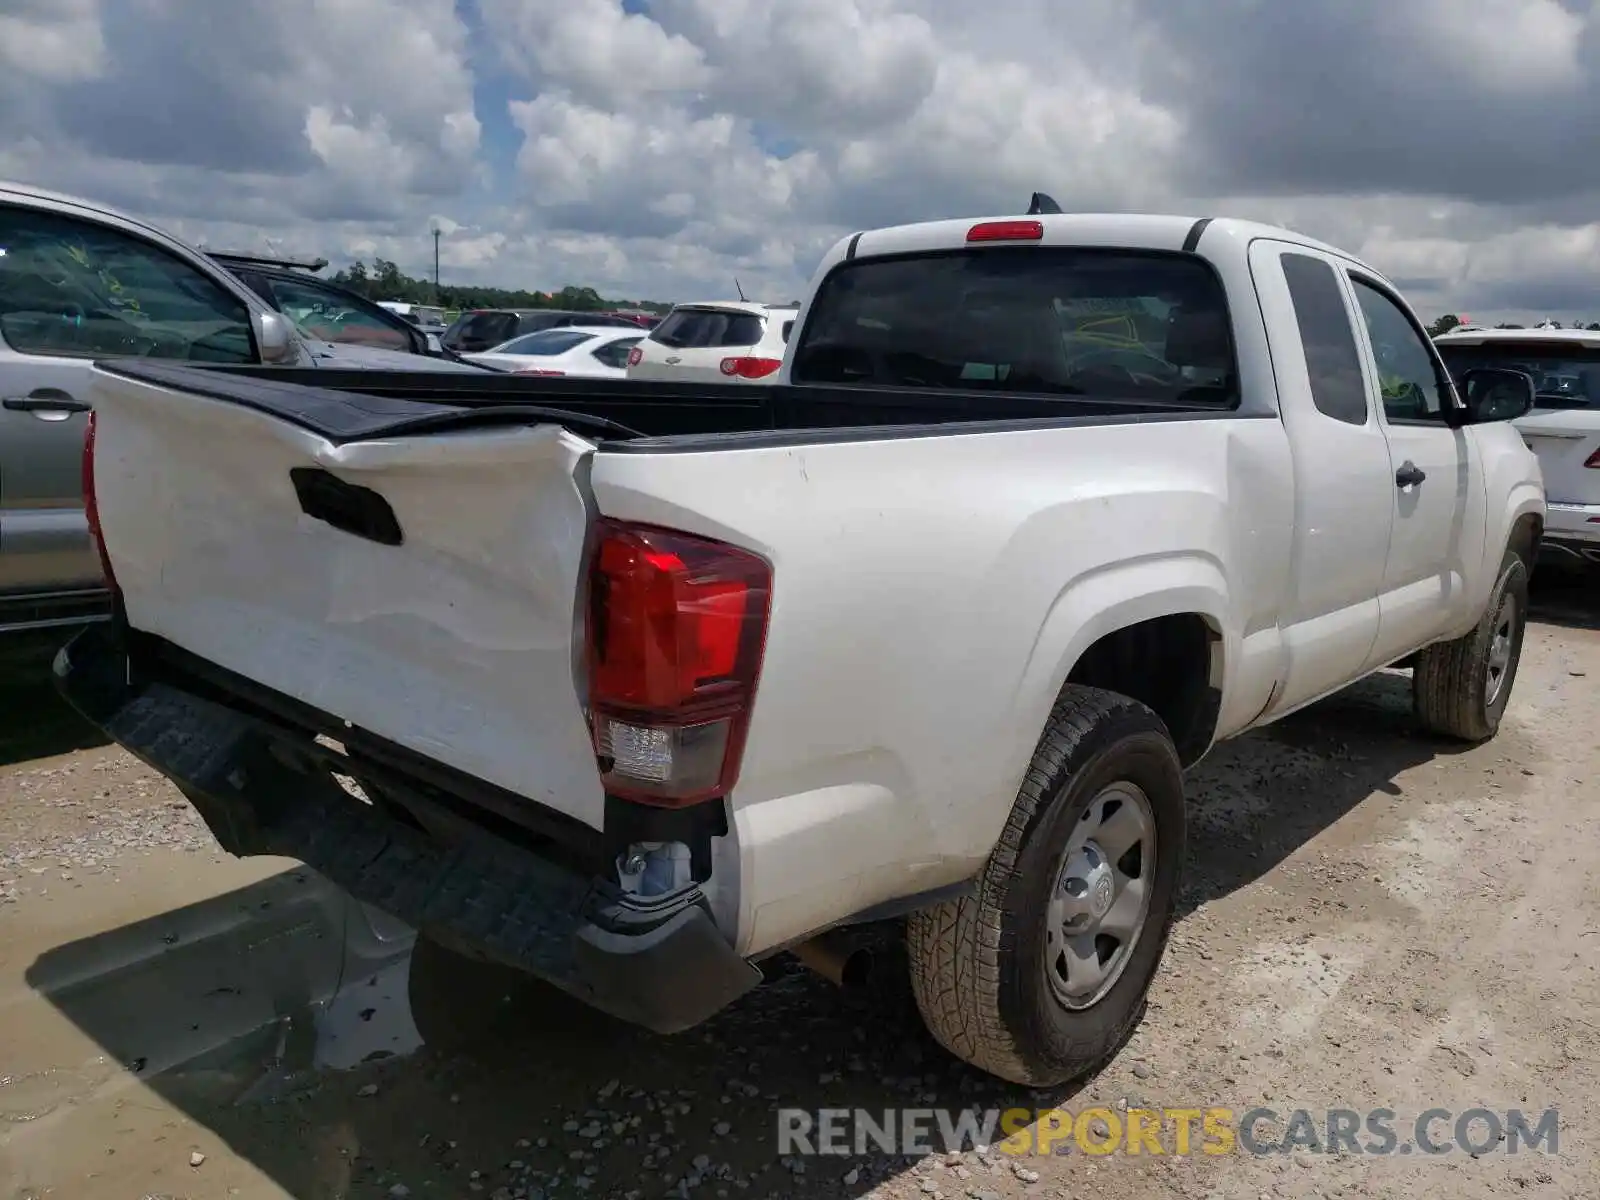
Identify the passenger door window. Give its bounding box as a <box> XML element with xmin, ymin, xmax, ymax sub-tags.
<box><xmin>1348</xmin><ymin>279</ymin><xmax>1453</xmax><ymax>423</ymax></box>
<box><xmin>0</xmin><ymin>205</ymin><xmax>256</xmax><ymax>363</ymax></box>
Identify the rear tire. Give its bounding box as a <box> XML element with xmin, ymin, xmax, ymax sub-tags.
<box><xmin>906</xmin><ymin>686</ymin><xmax>1185</xmax><ymax>1086</ymax></box>
<box><xmin>1413</xmin><ymin>549</ymin><xmax>1529</xmax><ymax>742</ymax></box>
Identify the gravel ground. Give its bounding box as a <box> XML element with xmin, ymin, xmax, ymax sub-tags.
<box><xmin>1</xmin><ymin>577</ymin><xmax>1597</xmax><ymax>1200</ymax></box>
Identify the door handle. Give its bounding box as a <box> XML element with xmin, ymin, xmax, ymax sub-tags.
<box><xmin>1395</xmin><ymin>461</ymin><xmax>1427</xmax><ymax>488</ymax></box>
<box><xmin>3</xmin><ymin>388</ymin><xmax>91</xmax><ymax>415</ymax></box>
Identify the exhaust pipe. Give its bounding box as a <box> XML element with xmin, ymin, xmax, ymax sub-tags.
<box><xmin>791</xmin><ymin>931</ymin><xmax>874</xmax><ymax>988</ymax></box>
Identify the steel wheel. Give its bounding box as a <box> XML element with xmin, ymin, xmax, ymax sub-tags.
<box><xmin>1044</xmin><ymin>781</ymin><xmax>1156</xmax><ymax>1011</ymax></box>
<box><xmin>1484</xmin><ymin>591</ymin><xmax>1518</xmax><ymax>708</ymax></box>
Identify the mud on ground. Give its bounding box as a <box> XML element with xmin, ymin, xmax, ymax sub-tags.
<box><xmin>1</xmin><ymin>576</ymin><xmax>1597</xmax><ymax>1200</ymax></box>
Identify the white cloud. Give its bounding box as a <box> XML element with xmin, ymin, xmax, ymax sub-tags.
<box><xmin>482</xmin><ymin>0</ymin><xmax>709</xmax><ymax>107</ymax></box>
<box><xmin>0</xmin><ymin>0</ymin><xmax>105</xmax><ymax>82</ymax></box>
<box><xmin>3</xmin><ymin>0</ymin><xmax>1600</xmax><ymax>319</ymax></box>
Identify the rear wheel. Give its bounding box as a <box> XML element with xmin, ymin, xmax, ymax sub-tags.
<box><xmin>1413</xmin><ymin>548</ymin><xmax>1529</xmax><ymax>742</ymax></box>
<box><xmin>907</xmin><ymin>687</ymin><xmax>1185</xmax><ymax>1086</ymax></box>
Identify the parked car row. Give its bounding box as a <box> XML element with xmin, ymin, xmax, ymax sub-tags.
<box><xmin>440</xmin><ymin>308</ymin><xmax>646</xmax><ymax>354</ymax></box>
<box><xmin>459</xmin><ymin>326</ymin><xmax>644</xmax><ymax>376</ymax></box>
<box><xmin>442</xmin><ymin>301</ymin><xmax>796</xmax><ymax>383</ymax></box>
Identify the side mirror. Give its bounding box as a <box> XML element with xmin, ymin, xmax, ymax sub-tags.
<box><xmin>1455</xmin><ymin>367</ymin><xmax>1535</xmax><ymax>424</ymax></box>
<box><xmin>254</xmin><ymin>311</ymin><xmax>298</xmax><ymax>364</ymax></box>
<box><xmin>425</xmin><ymin>332</ymin><xmax>442</xmax><ymax>354</ymax></box>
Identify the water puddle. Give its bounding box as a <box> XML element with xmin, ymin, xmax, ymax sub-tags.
<box><xmin>4</xmin><ymin>867</ymin><xmax>424</xmax><ymax>1125</ymax></box>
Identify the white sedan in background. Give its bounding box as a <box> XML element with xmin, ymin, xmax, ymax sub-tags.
<box><xmin>460</xmin><ymin>326</ymin><xmax>643</xmax><ymax>377</ymax></box>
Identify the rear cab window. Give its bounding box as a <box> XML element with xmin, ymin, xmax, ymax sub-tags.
<box><xmin>650</xmin><ymin>307</ymin><xmax>765</xmax><ymax>349</ymax></box>
<box><xmin>1435</xmin><ymin>339</ymin><xmax>1600</xmax><ymax>412</ymax></box>
<box><xmin>789</xmin><ymin>248</ymin><xmax>1238</xmax><ymax>407</ymax></box>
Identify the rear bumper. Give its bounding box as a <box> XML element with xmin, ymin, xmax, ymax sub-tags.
<box><xmin>0</xmin><ymin>586</ymin><xmax>113</xmax><ymax>635</ymax></box>
<box><xmin>1542</xmin><ymin>502</ymin><xmax>1600</xmax><ymax>565</ymax></box>
<box><xmin>52</xmin><ymin>623</ymin><xmax>761</xmax><ymax>1034</ymax></box>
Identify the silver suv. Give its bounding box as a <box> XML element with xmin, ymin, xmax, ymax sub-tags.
<box><xmin>0</xmin><ymin>180</ymin><xmax>480</xmax><ymax>634</ymax></box>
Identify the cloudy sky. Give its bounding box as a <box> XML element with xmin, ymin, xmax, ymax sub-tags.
<box><xmin>3</xmin><ymin>0</ymin><xmax>1599</xmax><ymax>323</ymax></box>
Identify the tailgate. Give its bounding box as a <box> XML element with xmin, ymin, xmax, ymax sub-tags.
<box><xmin>1517</xmin><ymin>410</ymin><xmax>1600</xmax><ymax>505</ymax></box>
<box><xmin>86</xmin><ymin>361</ymin><xmax>608</xmax><ymax>829</ymax></box>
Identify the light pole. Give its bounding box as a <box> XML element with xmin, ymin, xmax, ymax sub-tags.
<box><xmin>431</xmin><ymin>225</ymin><xmax>441</xmax><ymax>305</ymax></box>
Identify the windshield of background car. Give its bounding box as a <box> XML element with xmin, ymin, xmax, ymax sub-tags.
<box><xmin>493</xmin><ymin>329</ymin><xmax>595</xmax><ymax>355</ymax></box>
<box><xmin>449</xmin><ymin>311</ymin><xmax>520</xmax><ymax>344</ymax></box>
<box><xmin>789</xmin><ymin>248</ymin><xmax>1238</xmax><ymax>406</ymax></box>
<box><xmin>1435</xmin><ymin>341</ymin><xmax>1600</xmax><ymax>411</ymax></box>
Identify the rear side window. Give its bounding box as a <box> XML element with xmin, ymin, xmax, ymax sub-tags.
<box><xmin>592</xmin><ymin>337</ymin><xmax>641</xmax><ymax>368</ymax></box>
<box><xmin>789</xmin><ymin>249</ymin><xmax>1237</xmax><ymax>406</ymax></box>
<box><xmin>1281</xmin><ymin>252</ymin><xmax>1368</xmax><ymax>425</ymax></box>
<box><xmin>650</xmin><ymin>308</ymin><xmax>764</xmax><ymax>349</ymax></box>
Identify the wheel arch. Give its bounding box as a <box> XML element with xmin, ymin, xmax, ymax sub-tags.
<box><xmin>1012</xmin><ymin>555</ymin><xmax>1230</xmax><ymax>769</ymax></box>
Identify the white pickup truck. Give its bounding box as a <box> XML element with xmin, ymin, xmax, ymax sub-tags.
<box><xmin>54</xmin><ymin>207</ymin><xmax>1545</xmax><ymax>1087</ymax></box>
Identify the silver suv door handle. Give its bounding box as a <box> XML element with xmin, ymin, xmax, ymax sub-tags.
<box><xmin>3</xmin><ymin>388</ymin><xmax>91</xmax><ymax>417</ymax></box>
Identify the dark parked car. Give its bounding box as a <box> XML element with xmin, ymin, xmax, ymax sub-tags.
<box><xmin>599</xmin><ymin>309</ymin><xmax>663</xmax><ymax>330</ymax></box>
<box><xmin>209</xmin><ymin>252</ymin><xmax>462</xmax><ymax>361</ymax></box>
<box><xmin>441</xmin><ymin>308</ymin><xmax>643</xmax><ymax>353</ymax></box>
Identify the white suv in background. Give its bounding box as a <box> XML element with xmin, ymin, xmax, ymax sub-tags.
<box><xmin>1434</xmin><ymin>326</ymin><xmax>1600</xmax><ymax>570</ymax></box>
<box><xmin>626</xmin><ymin>301</ymin><xmax>796</xmax><ymax>383</ymax></box>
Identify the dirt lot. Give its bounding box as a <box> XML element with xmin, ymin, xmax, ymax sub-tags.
<box><xmin>2</xmin><ymin>576</ymin><xmax>1597</xmax><ymax>1200</ymax></box>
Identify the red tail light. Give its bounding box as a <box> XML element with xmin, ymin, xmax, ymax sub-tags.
<box><xmin>967</xmin><ymin>220</ymin><xmax>1043</xmax><ymax>243</ymax></box>
<box><xmin>514</xmin><ymin>367</ymin><xmax>565</xmax><ymax>376</ymax></box>
<box><xmin>1584</xmin><ymin>447</ymin><xmax>1600</xmax><ymax>468</ymax></box>
<box><xmin>585</xmin><ymin>519</ymin><xmax>772</xmax><ymax>806</ymax></box>
<box><xmin>82</xmin><ymin>411</ymin><xmax>118</xmax><ymax>594</ymax></box>
<box><xmin>626</xmin><ymin>347</ymin><xmax>644</xmax><ymax>368</ymax></box>
<box><xmin>719</xmin><ymin>356</ymin><xmax>782</xmax><ymax>379</ymax></box>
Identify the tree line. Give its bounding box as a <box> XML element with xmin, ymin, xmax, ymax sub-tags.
<box><xmin>1429</xmin><ymin>313</ymin><xmax>1600</xmax><ymax>336</ymax></box>
<box><xmin>328</xmin><ymin>258</ymin><xmax>673</xmax><ymax>314</ymax></box>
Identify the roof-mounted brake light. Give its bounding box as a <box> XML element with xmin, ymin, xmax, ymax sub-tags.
<box><xmin>967</xmin><ymin>220</ymin><xmax>1044</xmax><ymax>243</ymax></box>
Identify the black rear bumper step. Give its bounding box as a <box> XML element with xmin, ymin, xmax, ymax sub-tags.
<box><xmin>0</xmin><ymin>587</ymin><xmax>113</xmax><ymax>633</ymax></box>
<box><xmin>53</xmin><ymin>623</ymin><xmax>762</xmax><ymax>1034</ymax></box>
